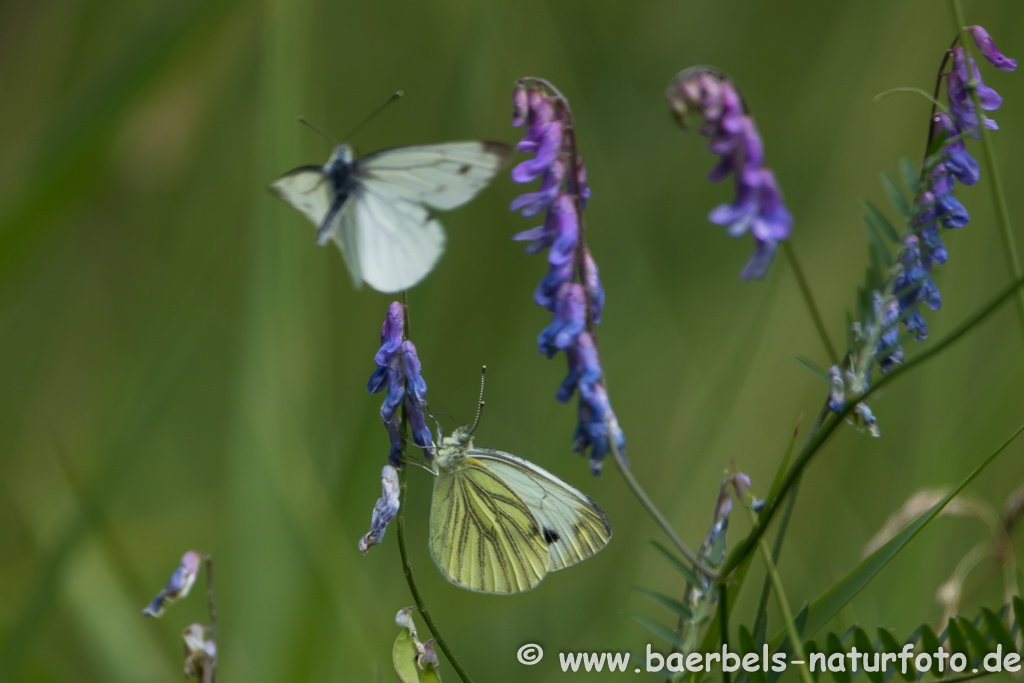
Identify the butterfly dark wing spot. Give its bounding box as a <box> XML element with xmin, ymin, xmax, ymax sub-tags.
<box><xmin>458</xmin><ymin>164</ymin><xmax>471</xmax><ymax>175</ymax></box>
<box><xmin>542</xmin><ymin>528</ymin><xmax>561</xmax><ymax>544</ymax></box>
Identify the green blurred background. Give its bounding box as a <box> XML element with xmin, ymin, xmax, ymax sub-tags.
<box><xmin>1</xmin><ymin>0</ymin><xmax>1022</xmax><ymax>681</ymax></box>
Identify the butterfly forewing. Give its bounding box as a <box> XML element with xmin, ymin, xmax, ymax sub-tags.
<box><xmin>358</xmin><ymin>141</ymin><xmax>513</xmax><ymax>210</ymax></box>
<box><xmin>430</xmin><ymin>456</ymin><xmax>549</xmax><ymax>594</ymax></box>
<box><xmin>467</xmin><ymin>449</ymin><xmax>612</xmax><ymax>571</ymax></box>
<box><xmin>270</xmin><ymin>167</ymin><xmax>333</xmax><ymax>226</ymax></box>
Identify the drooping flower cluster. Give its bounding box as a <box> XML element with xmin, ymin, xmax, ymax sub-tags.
<box><xmin>358</xmin><ymin>465</ymin><xmax>400</xmax><ymax>554</ymax></box>
<box><xmin>510</xmin><ymin>80</ymin><xmax>624</xmax><ymax>475</ymax></box>
<box><xmin>142</xmin><ymin>551</ymin><xmax>202</xmax><ymax>618</ymax></box>
<box><xmin>827</xmin><ymin>26</ymin><xmax>1015</xmax><ymax>434</ymax></box>
<box><xmin>367</xmin><ymin>301</ymin><xmax>433</xmax><ymax>467</ymax></box>
<box><xmin>665</xmin><ymin>68</ymin><xmax>794</xmax><ymax>280</ymax></box>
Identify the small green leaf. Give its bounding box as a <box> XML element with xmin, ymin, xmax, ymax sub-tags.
<box><xmin>633</xmin><ymin>586</ymin><xmax>693</xmax><ymax>620</ymax></box>
<box><xmin>393</xmin><ymin>630</ymin><xmax>421</xmax><ymax>683</ymax></box>
<box><xmin>650</xmin><ymin>541</ymin><xmax>702</xmax><ymax>589</ymax></box>
<box><xmin>863</xmin><ymin>220</ymin><xmax>893</xmax><ymax>268</ymax></box>
<box><xmin>980</xmin><ymin>608</ymin><xmax>1014</xmax><ymax>651</ymax></box>
<box><xmin>881</xmin><ymin>173</ymin><xmax>911</xmax><ymax>219</ymax></box>
<box><xmin>900</xmin><ymin>158</ymin><xmax>922</xmax><ymax>197</ymax></box>
<box><xmin>826</xmin><ymin>632</ymin><xmax>850</xmax><ymax>683</ymax></box>
<box><xmin>794</xmin><ymin>355</ymin><xmax>832</xmax><ymax>385</ymax></box>
<box><xmin>863</xmin><ymin>200</ymin><xmax>901</xmax><ymax>243</ymax></box>
<box><xmin>927</xmin><ymin>129</ymin><xmax>950</xmax><ymax>158</ymax></box>
<box><xmin>853</xmin><ymin>628</ymin><xmax>882</xmax><ymax>683</ymax></box>
<box><xmin>1013</xmin><ymin>597</ymin><xmax>1024</xmax><ymax>635</ymax></box>
<box><xmin>920</xmin><ymin>625</ymin><xmax>943</xmax><ymax>678</ymax></box>
<box><xmin>803</xmin><ymin>640</ymin><xmax>821</xmax><ymax>683</ymax></box>
<box><xmin>626</xmin><ymin>612</ymin><xmax>683</xmax><ymax>649</ymax></box>
<box><xmin>957</xmin><ymin>617</ymin><xmax>991</xmax><ymax>657</ymax></box>
<box><xmin>740</xmin><ymin>627</ymin><xmax>767</xmax><ymax>683</ymax></box>
<box><xmin>946</xmin><ymin>619</ymin><xmax>969</xmax><ymax>663</ymax></box>
<box><xmin>876</xmin><ymin>629</ymin><xmax>914</xmax><ymax>682</ymax></box>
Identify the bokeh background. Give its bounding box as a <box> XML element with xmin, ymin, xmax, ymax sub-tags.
<box><xmin>1</xmin><ymin>0</ymin><xmax>1022</xmax><ymax>681</ymax></box>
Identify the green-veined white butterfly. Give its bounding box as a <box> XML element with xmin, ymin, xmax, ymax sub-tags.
<box><xmin>427</xmin><ymin>419</ymin><xmax>612</xmax><ymax>594</ymax></box>
<box><xmin>270</xmin><ymin>135</ymin><xmax>511</xmax><ymax>293</ymax></box>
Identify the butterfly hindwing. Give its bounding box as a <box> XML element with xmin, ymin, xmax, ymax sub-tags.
<box><xmin>466</xmin><ymin>449</ymin><xmax>612</xmax><ymax>572</ymax></box>
<box><xmin>429</xmin><ymin>456</ymin><xmax>549</xmax><ymax>594</ymax></box>
<box><xmin>357</xmin><ymin>141</ymin><xmax>513</xmax><ymax>211</ymax></box>
<box><xmin>351</xmin><ymin>186</ymin><xmax>445</xmax><ymax>293</ymax></box>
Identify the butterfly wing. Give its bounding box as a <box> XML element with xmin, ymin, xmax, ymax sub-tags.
<box><xmin>429</xmin><ymin>455</ymin><xmax>549</xmax><ymax>594</ymax></box>
<box><xmin>350</xmin><ymin>185</ymin><xmax>445</xmax><ymax>293</ymax></box>
<box><xmin>269</xmin><ymin>167</ymin><xmax>364</xmax><ymax>287</ymax></box>
<box><xmin>467</xmin><ymin>449</ymin><xmax>611</xmax><ymax>571</ymax></box>
<box><xmin>356</xmin><ymin>141</ymin><xmax>513</xmax><ymax>210</ymax></box>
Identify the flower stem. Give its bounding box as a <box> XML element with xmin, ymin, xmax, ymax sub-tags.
<box><xmin>721</xmin><ymin>268</ymin><xmax>1024</xmax><ymax>577</ymax></box>
<box><xmin>395</xmin><ymin>292</ymin><xmax>474</xmax><ymax>683</ymax></box>
<box><xmin>948</xmin><ymin>1</ymin><xmax>1024</xmax><ymax>341</ymax></box>
<box><xmin>783</xmin><ymin>241</ymin><xmax>839</xmax><ymax>365</ymax></box>
<box><xmin>609</xmin><ymin>443</ymin><xmax>717</xmax><ymax>578</ymax></box>
<box><xmin>395</xmin><ymin>466</ymin><xmax>473</xmax><ymax>683</ymax></box>
<box><xmin>742</xmin><ymin>501</ymin><xmax>814</xmax><ymax>683</ymax></box>
<box><xmin>202</xmin><ymin>555</ymin><xmax>218</xmax><ymax>683</ymax></box>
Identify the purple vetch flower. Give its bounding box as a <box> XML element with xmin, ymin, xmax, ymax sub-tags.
<box><xmin>968</xmin><ymin>26</ymin><xmax>1018</xmax><ymax>73</ymax></box>
<box><xmin>143</xmin><ymin>551</ymin><xmax>202</xmax><ymax>618</ymax></box>
<box><xmin>368</xmin><ymin>302</ymin><xmax>433</xmax><ymax>466</ymax></box>
<box><xmin>947</xmin><ymin>47</ymin><xmax>1003</xmax><ymax>137</ymax></box>
<box><xmin>894</xmin><ymin>235</ymin><xmax>942</xmax><ymax>343</ymax></box>
<box><xmin>509</xmin><ymin>79</ymin><xmax>624</xmax><ymax>473</ymax></box>
<box><xmin>827</xmin><ymin>366</ymin><xmax>846</xmax><ymax>413</ymax></box>
<box><xmin>666</xmin><ymin>68</ymin><xmax>794</xmax><ymax>280</ymax></box>
<box><xmin>358</xmin><ymin>465</ymin><xmax>401</xmax><ymax>554</ymax></box>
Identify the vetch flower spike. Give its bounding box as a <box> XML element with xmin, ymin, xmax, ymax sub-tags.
<box><xmin>142</xmin><ymin>551</ymin><xmax>202</xmax><ymax>618</ymax></box>
<box><xmin>666</xmin><ymin>67</ymin><xmax>794</xmax><ymax>280</ymax></box>
<box><xmin>509</xmin><ymin>78</ymin><xmax>625</xmax><ymax>474</ymax></box>
<box><xmin>359</xmin><ymin>465</ymin><xmax>401</xmax><ymax>554</ymax></box>
<box><xmin>368</xmin><ymin>302</ymin><xmax>434</xmax><ymax>466</ymax></box>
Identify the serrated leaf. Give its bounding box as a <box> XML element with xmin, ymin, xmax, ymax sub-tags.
<box><xmin>957</xmin><ymin>616</ymin><xmax>991</xmax><ymax>657</ymax></box>
<box><xmin>626</xmin><ymin>612</ymin><xmax>683</xmax><ymax>649</ymax></box>
<box><xmin>393</xmin><ymin>630</ymin><xmax>421</xmax><ymax>683</ymax></box>
<box><xmin>650</xmin><ymin>541</ymin><xmax>702</xmax><ymax>589</ymax></box>
<box><xmin>881</xmin><ymin>173</ymin><xmax>911</xmax><ymax>219</ymax></box>
<box><xmin>980</xmin><ymin>608</ymin><xmax>1014</xmax><ymax>651</ymax></box>
<box><xmin>827</xmin><ymin>633</ymin><xmax>851</xmax><ymax>683</ymax></box>
<box><xmin>863</xmin><ymin>200</ymin><xmax>901</xmax><ymax>243</ymax></box>
<box><xmin>633</xmin><ymin>586</ymin><xmax>693</xmax><ymax>620</ymax></box>
<box><xmin>920</xmin><ymin>625</ymin><xmax>943</xmax><ymax>678</ymax></box>
<box><xmin>900</xmin><ymin>158</ymin><xmax>923</xmax><ymax>197</ymax></box>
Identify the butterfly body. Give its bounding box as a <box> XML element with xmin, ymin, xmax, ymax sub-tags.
<box><xmin>428</xmin><ymin>426</ymin><xmax>611</xmax><ymax>594</ymax></box>
<box><xmin>271</xmin><ymin>140</ymin><xmax>511</xmax><ymax>292</ymax></box>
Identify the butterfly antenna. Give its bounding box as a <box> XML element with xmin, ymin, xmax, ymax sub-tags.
<box><xmin>342</xmin><ymin>90</ymin><xmax>404</xmax><ymax>143</ymax></box>
<box><xmin>467</xmin><ymin>365</ymin><xmax>487</xmax><ymax>435</ymax></box>
<box><xmin>296</xmin><ymin>116</ymin><xmax>341</xmax><ymax>146</ymax></box>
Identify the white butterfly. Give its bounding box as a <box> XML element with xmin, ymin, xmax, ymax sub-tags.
<box><xmin>270</xmin><ymin>140</ymin><xmax>512</xmax><ymax>293</ymax></box>
<box><xmin>429</xmin><ymin>424</ymin><xmax>612</xmax><ymax>594</ymax></box>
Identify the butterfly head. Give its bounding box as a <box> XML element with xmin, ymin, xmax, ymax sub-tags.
<box><xmin>325</xmin><ymin>144</ymin><xmax>355</xmax><ymax>172</ymax></box>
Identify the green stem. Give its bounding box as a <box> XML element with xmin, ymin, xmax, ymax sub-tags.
<box><xmin>395</xmin><ymin>465</ymin><xmax>473</xmax><ymax>683</ymax></box>
<box><xmin>948</xmin><ymin>1</ymin><xmax>1024</xmax><ymax>340</ymax></box>
<box><xmin>610</xmin><ymin>445</ymin><xmax>717</xmax><ymax>579</ymax></box>
<box><xmin>743</xmin><ymin>501</ymin><xmax>814</xmax><ymax>683</ymax></box>
<box><xmin>720</xmin><ymin>269</ymin><xmax>1024</xmax><ymax>577</ymax></box>
<box><xmin>719</xmin><ymin>583</ymin><xmax>731</xmax><ymax>683</ymax></box>
<box><xmin>751</xmin><ymin>478</ymin><xmax>801</xmax><ymax>646</ymax></box>
<box><xmin>783</xmin><ymin>241</ymin><xmax>839</xmax><ymax>365</ymax></box>
<box><xmin>395</xmin><ymin>292</ymin><xmax>473</xmax><ymax>683</ymax></box>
